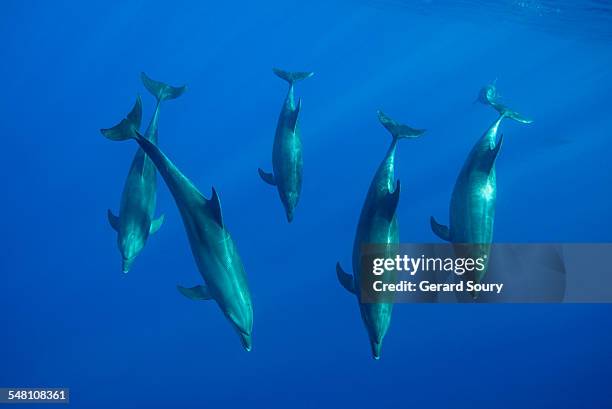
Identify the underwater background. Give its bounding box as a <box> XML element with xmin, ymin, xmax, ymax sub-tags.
<box><xmin>1</xmin><ymin>0</ymin><xmax>612</xmax><ymax>407</ymax></box>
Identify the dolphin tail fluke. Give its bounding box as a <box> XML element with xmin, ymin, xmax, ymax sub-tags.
<box><xmin>501</xmin><ymin>107</ymin><xmax>533</xmax><ymax>124</ymax></box>
<box><xmin>272</xmin><ymin>68</ymin><xmax>314</xmax><ymax>85</ymax></box>
<box><xmin>377</xmin><ymin>111</ymin><xmax>426</xmax><ymax>140</ymax></box>
<box><xmin>430</xmin><ymin>216</ymin><xmax>451</xmax><ymax>241</ymax></box>
<box><xmin>100</xmin><ymin>96</ymin><xmax>142</xmax><ymax>141</ymax></box>
<box><xmin>483</xmin><ymin>91</ymin><xmax>533</xmax><ymax>124</ymax></box>
<box><xmin>141</xmin><ymin>72</ymin><xmax>187</xmax><ymax>103</ymax></box>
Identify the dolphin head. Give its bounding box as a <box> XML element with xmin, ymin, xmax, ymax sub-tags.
<box><xmin>370</xmin><ymin>338</ymin><xmax>383</xmax><ymax>360</ymax></box>
<box><xmin>119</xmin><ymin>231</ymin><xmax>146</xmax><ymax>273</ymax></box>
<box><xmin>226</xmin><ymin>305</ymin><xmax>253</xmax><ymax>352</ymax></box>
<box><xmin>238</xmin><ymin>331</ymin><xmax>252</xmax><ymax>352</ymax></box>
<box><xmin>362</xmin><ymin>304</ymin><xmax>391</xmax><ymax>360</ymax></box>
<box><xmin>285</xmin><ymin>207</ymin><xmax>295</xmax><ymax>223</ymax></box>
<box><xmin>121</xmin><ymin>256</ymin><xmax>136</xmax><ymax>273</ymax></box>
<box><xmin>367</xmin><ymin>326</ymin><xmax>386</xmax><ymax>360</ymax></box>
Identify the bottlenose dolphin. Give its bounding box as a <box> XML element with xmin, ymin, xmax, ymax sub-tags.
<box><xmin>107</xmin><ymin>73</ymin><xmax>185</xmax><ymax>272</ymax></box>
<box><xmin>258</xmin><ymin>68</ymin><xmax>313</xmax><ymax>222</ymax></box>
<box><xmin>336</xmin><ymin>112</ymin><xmax>425</xmax><ymax>359</ymax></box>
<box><xmin>101</xmin><ymin>99</ymin><xmax>254</xmax><ymax>351</ymax></box>
<box><xmin>430</xmin><ymin>85</ymin><xmax>532</xmax><ymax>296</ymax></box>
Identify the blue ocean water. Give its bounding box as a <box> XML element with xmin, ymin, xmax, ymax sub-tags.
<box><xmin>1</xmin><ymin>0</ymin><xmax>612</xmax><ymax>407</ymax></box>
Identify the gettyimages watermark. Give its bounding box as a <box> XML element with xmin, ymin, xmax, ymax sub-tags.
<box><xmin>358</xmin><ymin>243</ymin><xmax>612</xmax><ymax>303</ymax></box>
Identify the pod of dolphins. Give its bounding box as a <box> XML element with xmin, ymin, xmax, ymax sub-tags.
<box><xmin>101</xmin><ymin>71</ymin><xmax>531</xmax><ymax>359</ymax></box>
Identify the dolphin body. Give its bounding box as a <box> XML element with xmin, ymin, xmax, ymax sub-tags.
<box><xmin>336</xmin><ymin>112</ymin><xmax>425</xmax><ymax>359</ymax></box>
<box><xmin>431</xmin><ymin>84</ymin><xmax>532</xmax><ymax>296</ymax></box>
<box><xmin>101</xmin><ymin>99</ymin><xmax>254</xmax><ymax>351</ymax></box>
<box><xmin>107</xmin><ymin>73</ymin><xmax>186</xmax><ymax>272</ymax></box>
<box><xmin>258</xmin><ymin>68</ymin><xmax>313</xmax><ymax>222</ymax></box>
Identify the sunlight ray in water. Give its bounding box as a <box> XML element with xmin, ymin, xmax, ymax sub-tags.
<box><xmin>364</xmin><ymin>0</ymin><xmax>612</xmax><ymax>40</ymax></box>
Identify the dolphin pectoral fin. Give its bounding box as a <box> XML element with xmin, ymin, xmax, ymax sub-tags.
<box><xmin>206</xmin><ymin>187</ymin><xmax>224</xmax><ymax>228</ymax></box>
<box><xmin>149</xmin><ymin>214</ymin><xmax>165</xmax><ymax>235</ymax></box>
<box><xmin>287</xmin><ymin>98</ymin><xmax>302</xmax><ymax>133</ymax></box>
<box><xmin>257</xmin><ymin>168</ymin><xmax>276</xmax><ymax>186</ymax></box>
<box><xmin>430</xmin><ymin>216</ymin><xmax>451</xmax><ymax>241</ymax></box>
<box><xmin>177</xmin><ymin>284</ymin><xmax>212</xmax><ymax>301</ymax></box>
<box><xmin>380</xmin><ymin>180</ymin><xmax>401</xmax><ymax>222</ymax></box>
<box><xmin>107</xmin><ymin>209</ymin><xmax>120</xmax><ymax>231</ymax></box>
<box><xmin>336</xmin><ymin>263</ymin><xmax>356</xmax><ymax>294</ymax></box>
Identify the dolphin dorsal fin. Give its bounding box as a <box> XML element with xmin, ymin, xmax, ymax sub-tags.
<box><xmin>481</xmin><ymin>134</ymin><xmax>504</xmax><ymax>174</ymax></box>
<box><xmin>287</xmin><ymin>98</ymin><xmax>302</xmax><ymax>133</ymax></box>
<box><xmin>380</xmin><ymin>180</ymin><xmax>401</xmax><ymax>222</ymax></box>
<box><xmin>206</xmin><ymin>187</ymin><xmax>224</xmax><ymax>228</ymax></box>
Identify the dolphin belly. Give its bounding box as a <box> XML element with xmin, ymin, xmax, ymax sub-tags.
<box><xmin>187</xmin><ymin>223</ymin><xmax>254</xmax><ymax>349</ymax></box>
<box><xmin>450</xmin><ymin>168</ymin><xmax>496</xmax><ymax>285</ymax></box>
<box><xmin>353</xmin><ymin>212</ymin><xmax>398</xmax><ymax>359</ymax></box>
<box><xmin>450</xmin><ymin>169</ymin><xmax>497</xmax><ymax>244</ymax></box>
<box><xmin>141</xmin><ymin>147</ymin><xmax>254</xmax><ymax>352</ymax></box>
<box><xmin>259</xmin><ymin>68</ymin><xmax>312</xmax><ymax>222</ymax></box>
<box><xmin>336</xmin><ymin>111</ymin><xmax>424</xmax><ymax>360</ymax></box>
<box><xmin>106</xmin><ymin>74</ymin><xmax>185</xmax><ymax>273</ymax></box>
<box><xmin>272</xmin><ymin>127</ymin><xmax>303</xmax><ymax>222</ymax></box>
<box><xmin>112</xmin><ymin>148</ymin><xmax>159</xmax><ymax>272</ymax></box>
<box><xmin>441</xmin><ymin>115</ymin><xmax>503</xmax><ymax>287</ymax></box>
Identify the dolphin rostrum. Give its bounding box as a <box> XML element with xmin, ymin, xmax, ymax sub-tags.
<box><xmin>336</xmin><ymin>112</ymin><xmax>425</xmax><ymax>359</ymax></box>
<box><xmin>107</xmin><ymin>73</ymin><xmax>186</xmax><ymax>273</ymax></box>
<box><xmin>258</xmin><ymin>68</ymin><xmax>313</xmax><ymax>222</ymax></box>
<box><xmin>101</xmin><ymin>98</ymin><xmax>254</xmax><ymax>351</ymax></box>
<box><xmin>430</xmin><ymin>84</ymin><xmax>532</xmax><ymax>296</ymax></box>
